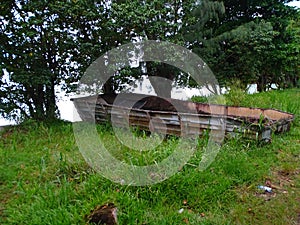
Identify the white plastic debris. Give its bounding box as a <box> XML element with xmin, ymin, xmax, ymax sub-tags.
<box><xmin>178</xmin><ymin>208</ymin><xmax>184</xmax><ymax>214</ymax></box>
<box><xmin>257</xmin><ymin>185</ymin><xmax>272</xmax><ymax>193</ymax></box>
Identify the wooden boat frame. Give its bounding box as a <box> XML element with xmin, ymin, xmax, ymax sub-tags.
<box><xmin>71</xmin><ymin>93</ymin><xmax>294</xmax><ymax>142</ymax></box>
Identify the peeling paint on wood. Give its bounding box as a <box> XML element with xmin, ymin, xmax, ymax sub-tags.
<box><xmin>71</xmin><ymin>93</ymin><xmax>294</xmax><ymax>142</ymax></box>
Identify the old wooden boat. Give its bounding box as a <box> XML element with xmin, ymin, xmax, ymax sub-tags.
<box><xmin>71</xmin><ymin>93</ymin><xmax>294</xmax><ymax>142</ymax></box>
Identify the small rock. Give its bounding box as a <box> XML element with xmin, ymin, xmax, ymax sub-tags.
<box><xmin>86</xmin><ymin>203</ymin><xmax>118</xmax><ymax>225</ymax></box>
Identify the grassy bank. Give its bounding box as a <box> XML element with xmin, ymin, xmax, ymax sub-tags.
<box><xmin>0</xmin><ymin>89</ymin><xmax>299</xmax><ymax>224</ymax></box>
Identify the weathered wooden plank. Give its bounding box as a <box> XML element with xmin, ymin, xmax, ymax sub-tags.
<box><xmin>71</xmin><ymin>93</ymin><xmax>294</xmax><ymax>142</ymax></box>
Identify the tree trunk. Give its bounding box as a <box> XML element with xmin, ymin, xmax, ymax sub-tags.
<box><xmin>31</xmin><ymin>84</ymin><xmax>45</xmax><ymax>121</ymax></box>
<box><xmin>45</xmin><ymin>78</ymin><xmax>58</xmax><ymax>121</ymax></box>
<box><xmin>102</xmin><ymin>77</ymin><xmax>115</xmax><ymax>94</ymax></box>
<box><xmin>257</xmin><ymin>75</ymin><xmax>266</xmax><ymax>92</ymax></box>
<box><xmin>27</xmin><ymin>81</ymin><xmax>58</xmax><ymax>121</ymax></box>
<box><xmin>147</xmin><ymin>63</ymin><xmax>175</xmax><ymax>98</ymax></box>
<box><xmin>149</xmin><ymin>76</ymin><xmax>173</xmax><ymax>98</ymax></box>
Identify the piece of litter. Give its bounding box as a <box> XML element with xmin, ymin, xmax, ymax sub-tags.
<box><xmin>178</xmin><ymin>208</ymin><xmax>184</xmax><ymax>214</ymax></box>
<box><xmin>120</xmin><ymin>179</ymin><xmax>125</xmax><ymax>185</ymax></box>
<box><xmin>257</xmin><ymin>185</ymin><xmax>272</xmax><ymax>193</ymax></box>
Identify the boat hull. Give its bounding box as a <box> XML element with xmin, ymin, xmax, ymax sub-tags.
<box><xmin>71</xmin><ymin>93</ymin><xmax>294</xmax><ymax>142</ymax></box>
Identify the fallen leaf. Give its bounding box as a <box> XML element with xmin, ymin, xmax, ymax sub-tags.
<box><xmin>183</xmin><ymin>218</ymin><xmax>189</xmax><ymax>224</ymax></box>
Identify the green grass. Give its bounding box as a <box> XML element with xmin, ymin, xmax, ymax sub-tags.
<box><xmin>1</xmin><ymin>89</ymin><xmax>299</xmax><ymax>224</ymax></box>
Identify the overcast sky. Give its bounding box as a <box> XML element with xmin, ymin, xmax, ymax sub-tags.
<box><xmin>288</xmin><ymin>1</ymin><xmax>300</xmax><ymax>7</ymax></box>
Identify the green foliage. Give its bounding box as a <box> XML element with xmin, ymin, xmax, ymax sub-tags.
<box><xmin>1</xmin><ymin>89</ymin><xmax>299</xmax><ymax>224</ymax></box>
<box><xmin>185</xmin><ymin>0</ymin><xmax>300</xmax><ymax>91</ymax></box>
<box><xmin>105</xmin><ymin>0</ymin><xmax>196</xmax><ymax>96</ymax></box>
<box><xmin>1</xmin><ymin>0</ymin><xmax>299</xmax><ymax>123</ymax></box>
<box><xmin>279</xmin><ymin>12</ymin><xmax>300</xmax><ymax>88</ymax></box>
<box><xmin>223</xmin><ymin>80</ymin><xmax>247</xmax><ymax>106</ymax></box>
<box><xmin>0</xmin><ymin>0</ymin><xmax>113</xmax><ymax>121</ymax></box>
<box><xmin>1</xmin><ymin>2</ymin><xmax>59</xmax><ymax>119</ymax></box>
<box><xmin>190</xmin><ymin>95</ymin><xmax>209</xmax><ymax>103</ymax></box>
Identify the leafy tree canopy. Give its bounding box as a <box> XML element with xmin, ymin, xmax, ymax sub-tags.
<box><xmin>0</xmin><ymin>0</ymin><xmax>299</xmax><ymax>122</ymax></box>
<box><xmin>184</xmin><ymin>0</ymin><xmax>299</xmax><ymax>91</ymax></box>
